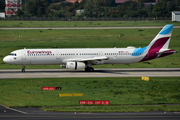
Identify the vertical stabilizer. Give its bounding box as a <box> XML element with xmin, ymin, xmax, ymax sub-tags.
<box><xmin>140</xmin><ymin>25</ymin><xmax>176</xmax><ymax>62</ymax></box>
<box><xmin>148</xmin><ymin>24</ymin><xmax>173</xmax><ymax>50</ymax></box>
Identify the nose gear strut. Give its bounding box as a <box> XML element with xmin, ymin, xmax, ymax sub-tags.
<box><xmin>22</xmin><ymin>65</ymin><xmax>25</xmax><ymax>72</ymax></box>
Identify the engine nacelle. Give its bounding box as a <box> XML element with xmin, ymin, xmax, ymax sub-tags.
<box><xmin>66</xmin><ymin>62</ymin><xmax>85</xmax><ymax>70</ymax></box>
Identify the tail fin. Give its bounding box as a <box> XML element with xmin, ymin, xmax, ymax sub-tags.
<box><xmin>140</xmin><ymin>24</ymin><xmax>176</xmax><ymax>62</ymax></box>
<box><xmin>148</xmin><ymin>24</ymin><xmax>173</xmax><ymax>50</ymax></box>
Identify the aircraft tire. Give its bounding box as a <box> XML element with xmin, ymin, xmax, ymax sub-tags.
<box><xmin>85</xmin><ymin>67</ymin><xmax>94</xmax><ymax>72</ymax></box>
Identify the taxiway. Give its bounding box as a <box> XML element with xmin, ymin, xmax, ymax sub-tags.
<box><xmin>0</xmin><ymin>68</ymin><xmax>180</xmax><ymax>79</ymax></box>
<box><xmin>1</xmin><ymin>105</ymin><xmax>180</xmax><ymax>120</ymax></box>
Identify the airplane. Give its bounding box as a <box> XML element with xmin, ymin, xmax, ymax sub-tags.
<box><xmin>3</xmin><ymin>24</ymin><xmax>177</xmax><ymax>72</ymax></box>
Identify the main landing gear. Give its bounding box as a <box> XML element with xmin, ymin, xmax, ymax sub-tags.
<box><xmin>22</xmin><ymin>65</ymin><xmax>25</xmax><ymax>72</ymax></box>
<box><xmin>85</xmin><ymin>67</ymin><xmax>94</xmax><ymax>72</ymax></box>
<box><xmin>84</xmin><ymin>62</ymin><xmax>94</xmax><ymax>72</ymax></box>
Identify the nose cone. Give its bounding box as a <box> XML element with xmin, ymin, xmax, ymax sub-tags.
<box><xmin>3</xmin><ymin>56</ymin><xmax>9</xmax><ymax>63</ymax></box>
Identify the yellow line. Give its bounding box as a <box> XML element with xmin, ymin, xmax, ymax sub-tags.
<box><xmin>59</xmin><ymin>93</ymin><xmax>83</xmax><ymax>97</ymax></box>
<box><xmin>0</xmin><ymin>104</ymin><xmax>28</xmax><ymax>114</ymax></box>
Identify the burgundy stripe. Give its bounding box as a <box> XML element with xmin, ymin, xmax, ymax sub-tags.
<box><xmin>150</xmin><ymin>37</ymin><xmax>170</xmax><ymax>50</ymax></box>
<box><xmin>140</xmin><ymin>37</ymin><xmax>170</xmax><ymax>62</ymax></box>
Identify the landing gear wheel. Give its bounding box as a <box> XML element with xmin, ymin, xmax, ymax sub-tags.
<box><xmin>22</xmin><ymin>65</ymin><xmax>25</xmax><ymax>72</ymax></box>
<box><xmin>85</xmin><ymin>67</ymin><xmax>94</xmax><ymax>72</ymax></box>
<box><xmin>89</xmin><ymin>67</ymin><xmax>94</xmax><ymax>72</ymax></box>
<box><xmin>22</xmin><ymin>69</ymin><xmax>25</xmax><ymax>72</ymax></box>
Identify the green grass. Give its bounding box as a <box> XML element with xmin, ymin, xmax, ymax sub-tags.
<box><xmin>0</xmin><ymin>28</ymin><xmax>179</xmax><ymax>69</ymax></box>
<box><xmin>0</xmin><ymin>21</ymin><xmax>180</xmax><ymax>28</ymax></box>
<box><xmin>0</xmin><ymin>77</ymin><xmax>180</xmax><ymax>112</ymax></box>
<box><xmin>0</xmin><ymin>77</ymin><xmax>179</xmax><ymax>106</ymax></box>
<box><xmin>42</xmin><ymin>105</ymin><xmax>180</xmax><ymax>113</ymax></box>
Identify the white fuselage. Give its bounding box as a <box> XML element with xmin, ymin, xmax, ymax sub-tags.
<box><xmin>3</xmin><ymin>48</ymin><xmax>146</xmax><ymax>65</ymax></box>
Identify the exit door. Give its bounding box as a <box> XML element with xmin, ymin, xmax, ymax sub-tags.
<box><xmin>21</xmin><ymin>50</ymin><xmax>26</xmax><ymax>60</ymax></box>
<box><xmin>98</xmin><ymin>51</ymin><xmax>103</xmax><ymax>56</ymax></box>
<box><xmin>56</xmin><ymin>51</ymin><xmax>60</xmax><ymax>59</ymax></box>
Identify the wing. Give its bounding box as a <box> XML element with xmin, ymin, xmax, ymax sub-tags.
<box><xmin>62</xmin><ymin>56</ymin><xmax>108</xmax><ymax>65</ymax></box>
<box><xmin>80</xmin><ymin>56</ymin><xmax>108</xmax><ymax>61</ymax></box>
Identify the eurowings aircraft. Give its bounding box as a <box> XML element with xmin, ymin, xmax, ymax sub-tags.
<box><xmin>3</xmin><ymin>25</ymin><xmax>176</xmax><ymax>72</ymax></box>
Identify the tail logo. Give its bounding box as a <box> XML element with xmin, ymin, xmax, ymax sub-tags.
<box><xmin>139</xmin><ymin>25</ymin><xmax>175</xmax><ymax>62</ymax></box>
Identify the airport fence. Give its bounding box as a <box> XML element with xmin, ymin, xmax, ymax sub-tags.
<box><xmin>0</xmin><ymin>16</ymin><xmax>172</xmax><ymax>21</ymax></box>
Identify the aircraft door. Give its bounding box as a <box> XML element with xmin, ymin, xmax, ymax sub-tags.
<box><xmin>56</xmin><ymin>51</ymin><xmax>60</xmax><ymax>59</ymax></box>
<box><xmin>98</xmin><ymin>51</ymin><xmax>103</xmax><ymax>56</ymax></box>
<box><xmin>114</xmin><ymin>52</ymin><xmax>117</xmax><ymax>60</ymax></box>
<box><xmin>21</xmin><ymin>50</ymin><xmax>26</xmax><ymax>60</ymax></box>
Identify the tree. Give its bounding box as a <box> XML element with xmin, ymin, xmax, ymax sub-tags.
<box><xmin>78</xmin><ymin>0</ymin><xmax>87</xmax><ymax>9</ymax></box>
<box><xmin>144</xmin><ymin>4</ymin><xmax>153</xmax><ymax>17</ymax></box>
<box><xmin>47</xmin><ymin>0</ymin><xmax>62</xmax><ymax>5</ymax></box>
<box><xmin>159</xmin><ymin>0</ymin><xmax>173</xmax><ymax>2</ymax></box>
<box><xmin>167</xmin><ymin>1</ymin><xmax>176</xmax><ymax>12</ymax></box>
<box><xmin>16</xmin><ymin>9</ymin><xmax>24</xmax><ymax>17</ymax></box>
<box><xmin>152</xmin><ymin>1</ymin><xmax>168</xmax><ymax>17</ymax></box>
<box><xmin>27</xmin><ymin>0</ymin><xmax>48</xmax><ymax>16</ymax></box>
<box><xmin>175</xmin><ymin>0</ymin><xmax>180</xmax><ymax>10</ymax></box>
<box><xmin>117</xmin><ymin>3</ymin><xmax>129</xmax><ymax>17</ymax></box>
<box><xmin>137</xmin><ymin>9</ymin><xmax>148</xmax><ymax>17</ymax></box>
<box><xmin>48</xmin><ymin>3</ymin><xmax>56</xmax><ymax>10</ymax></box>
<box><xmin>84</xmin><ymin>0</ymin><xmax>100</xmax><ymax>17</ymax></box>
<box><xmin>175</xmin><ymin>0</ymin><xmax>180</xmax><ymax>6</ymax></box>
<box><xmin>129</xmin><ymin>1</ymin><xmax>138</xmax><ymax>11</ymax></box>
<box><xmin>73</xmin><ymin>0</ymin><xmax>80</xmax><ymax>9</ymax></box>
<box><xmin>105</xmin><ymin>0</ymin><xmax>116</xmax><ymax>7</ymax></box>
<box><xmin>0</xmin><ymin>0</ymin><xmax>5</xmax><ymax>12</ymax></box>
<box><xmin>54</xmin><ymin>10</ymin><xmax>65</xmax><ymax>17</ymax></box>
<box><xmin>138</xmin><ymin>0</ymin><xmax>155</xmax><ymax>3</ymax></box>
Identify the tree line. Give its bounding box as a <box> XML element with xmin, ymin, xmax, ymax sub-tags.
<box><xmin>1</xmin><ymin>0</ymin><xmax>180</xmax><ymax>18</ymax></box>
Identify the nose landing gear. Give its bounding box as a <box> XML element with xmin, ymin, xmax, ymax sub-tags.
<box><xmin>22</xmin><ymin>65</ymin><xmax>25</xmax><ymax>72</ymax></box>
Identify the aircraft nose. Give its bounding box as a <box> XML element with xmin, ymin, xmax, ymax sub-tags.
<box><xmin>3</xmin><ymin>56</ymin><xmax>9</xmax><ymax>63</ymax></box>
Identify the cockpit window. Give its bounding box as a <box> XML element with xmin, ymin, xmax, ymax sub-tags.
<box><xmin>9</xmin><ymin>53</ymin><xmax>17</xmax><ymax>56</ymax></box>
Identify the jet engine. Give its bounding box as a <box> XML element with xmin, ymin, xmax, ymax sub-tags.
<box><xmin>66</xmin><ymin>62</ymin><xmax>85</xmax><ymax>70</ymax></box>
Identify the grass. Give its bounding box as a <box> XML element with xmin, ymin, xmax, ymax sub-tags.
<box><xmin>0</xmin><ymin>21</ymin><xmax>180</xmax><ymax>28</ymax></box>
<box><xmin>42</xmin><ymin>105</ymin><xmax>180</xmax><ymax>113</ymax></box>
<box><xmin>0</xmin><ymin>77</ymin><xmax>180</xmax><ymax>112</ymax></box>
<box><xmin>0</xmin><ymin>28</ymin><xmax>179</xmax><ymax>69</ymax></box>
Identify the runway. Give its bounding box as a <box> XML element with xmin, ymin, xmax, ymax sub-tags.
<box><xmin>1</xmin><ymin>105</ymin><xmax>180</xmax><ymax>120</ymax></box>
<box><xmin>0</xmin><ymin>68</ymin><xmax>180</xmax><ymax>79</ymax></box>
